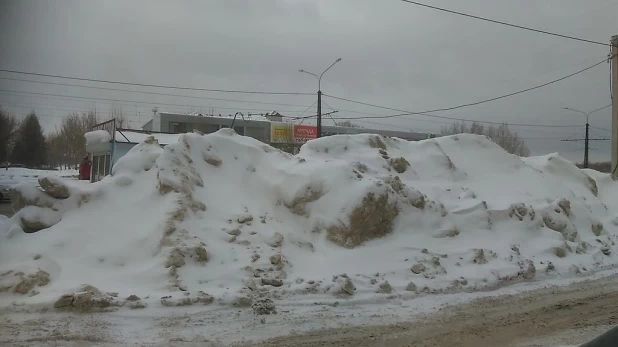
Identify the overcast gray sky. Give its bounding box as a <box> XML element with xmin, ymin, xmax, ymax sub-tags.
<box><xmin>1</xmin><ymin>0</ymin><xmax>616</xmax><ymax>162</ymax></box>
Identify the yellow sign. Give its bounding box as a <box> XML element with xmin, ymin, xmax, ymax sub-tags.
<box><xmin>270</xmin><ymin>123</ymin><xmax>293</xmax><ymax>143</ymax></box>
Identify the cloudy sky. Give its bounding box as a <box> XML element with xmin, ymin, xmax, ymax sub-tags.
<box><xmin>1</xmin><ymin>0</ymin><xmax>616</xmax><ymax>162</ymax></box>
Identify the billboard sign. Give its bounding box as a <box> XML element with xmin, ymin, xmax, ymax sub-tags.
<box><xmin>270</xmin><ymin>122</ymin><xmax>293</xmax><ymax>143</ymax></box>
<box><xmin>294</xmin><ymin>125</ymin><xmax>317</xmax><ymax>142</ymax></box>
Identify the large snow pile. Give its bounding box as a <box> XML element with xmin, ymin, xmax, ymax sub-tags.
<box><xmin>1</xmin><ymin>130</ymin><xmax>617</xmax><ymax>314</ymax></box>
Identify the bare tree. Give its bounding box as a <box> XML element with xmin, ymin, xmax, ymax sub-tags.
<box><xmin>337</xmin><ymin>120</ymin><xmax>362</xmax><ymax>128</ymax></box>
<box><xmin>442</xmin><ymin>121</ymin><xmax>530</xmax><ymax>157</ymax></box>
<box><xmin>109</xmin><ymin>104</ymin><xmax>129</xmax><ymax>128</ymax></box>
<box><xmin>46</xmin><ymin>110</ymin><xmax>102</xmax><ymax>169</ymax></box>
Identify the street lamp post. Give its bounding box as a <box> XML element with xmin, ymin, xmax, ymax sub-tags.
<box><xmin>564</xmin><ymin>105</ymin><xmax>611</xmax><ymax>168</ymax></box>
<box><xmin>299</xmin><ymin>58</ymin><xmax>342</xmax><ymax>138</ymax></box>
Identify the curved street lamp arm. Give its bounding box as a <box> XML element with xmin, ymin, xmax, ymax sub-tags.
<box><xmin>587</xmin><ymin>104</ymin><xmax>612</xmax><ymax>118</ymax></box>
<box><xmin>318</xmin><ymin>58</ymin><xmax>342</xmax><ymax>90</ymax></box>
<box><xmin>299</xmin><ymin>70</ymin><xmax>319</xmax><ymax>80</ymax></box>
<box><xmin>563</xmin><ymin>107</ymin><xmax>587</xmax><ymax>117</ymax></box>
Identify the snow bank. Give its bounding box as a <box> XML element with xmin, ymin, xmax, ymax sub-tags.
<box><xmin>1</xmin><ymin>130</ymin><xmax>618</xmax><ymax>315</ymax></box>
<box><xmin>84</xmin><ymin>130</ymin><xmax>112</xmax><ymax>145</ymax></box>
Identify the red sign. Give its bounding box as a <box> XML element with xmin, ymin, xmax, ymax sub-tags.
<box><xmin>294</xmin><ymin>125</ymin><xmax>317</xmax><ymax>140</ymax></box>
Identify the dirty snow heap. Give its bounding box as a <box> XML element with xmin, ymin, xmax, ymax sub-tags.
<box><xmin>1</xmin><ymin>130</ymin><xmax>617</xmax><ymax>313</ymax></box>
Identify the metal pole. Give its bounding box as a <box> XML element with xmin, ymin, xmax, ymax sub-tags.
<box><xmin>584</xmin><ymin>121</ymin><xmax>589</xmax><ymax>168</ymax></box>
<box><xmin>610</xmin><ymin>35</ymin><xmax>618</xmax><ymax>179</ymax></box>
<box><xmin>317</xmin><ymin>90</ymin><xmax>322</xmax><ymax>138</ymax></box>
<box><xmin>299</xmin><ymin>58</ymin><xmax>341</xmax><ymax>140</ymax></box>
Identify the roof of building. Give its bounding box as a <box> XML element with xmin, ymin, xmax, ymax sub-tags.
<box><xmin>159</xmin><ymin>111</ymin><xmax>281</xmax><ymax>123</ymax></box>
<box><xmin>115</xmin><ymin>129</ymin><xmax>182</xmax><ymax>145</ymax></box>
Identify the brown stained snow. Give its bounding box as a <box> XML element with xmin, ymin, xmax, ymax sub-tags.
<box><xmin>446</xmin><ymin>226</ymin><xmax>460</xmax><ymax>238</ymax></box>
<box><xmin>9</xmin><ymin>186</ymin><xmax>54</xmax><ymax>212</ymax></box>
<box><xmin>386</xmin><ymin>176</ymin><xmax>405</xmax><ymax>194</ymax></box>
<box><xmin>166</xmin><ymin>248</ymin><xmax>185</xmax><ymax>268</ymax></box>
<box><xmin>284</xmin><ymin>186</ymin><xmax>325</xmax><ymax>217</ymax></box>
<box><xmin>204</xmin><ymin>154</ymin><xmax>222</xmax><ymax>167</ymax></box>
<box><xmin>38</xmin><ymin>177</ymin><xmax>70</xmax><ymax>199</ymax></box>
<box><xmin>592</xmin><ymin>222</ymin><xmax>604</xmax><ymax>236</ymax></box>
<box><xmin>237</xmin><ymin>215</ymin><xmax>254</xmax><ymax>224</ymax></box>
<box><xmin>267</xmin><ymin>232</ymin><xmax>284</xmax><ymax>247</ymax></box>
<box><xmin>193</xmin><ymin>245</ymin><xmax>209</xmax><ymax>263</ymax></box>
<box><xmin>411</xmin><ymin>264</ymin><xmax>426</xmax><ymax>274</ymax></box>
<box><xmin>368</xmin><ymin>136</ymin><xmax>386</xmax><ymax>150</ymax></box>
<box><xmin>389</xmin><ymin>157</ymin><xmax>410</xmax><ymax>174</ymax></box>
<box><xmin>473</xmin><ymin>249</ymin><xmax>488</xmax><ymax>264</ymax></box>
<box><xmin>557</xmin><ymin>199</ymin><xmax>572</xmax><ymax>217</ymax></box>
<box><xmin>555</xmin><ymin>246</ymin><xmax>568</xmax><ymax>258</ymax></box>
<box><xmin>20</xmin><ymin>212</ymin><xmax>56</xmax><ymax>233</ymax></box>
<box><xmin>13</xmin><ymin>270</ymin><xmax>50</xmax><ymax>295</ymax></box>
<box><xmin>586</xmin><ymin>175</ymin><xmax>599</xmax><ymax>196</ymax></box>
<box><xmin>326</xmin><ymin>192</ymin><xmax>399</xmax><ymax>248</ymax></box>
<box><xmin>54</xmin><ymin>285</ymin><xmax>121</xmax><ymax>313</ymax></box>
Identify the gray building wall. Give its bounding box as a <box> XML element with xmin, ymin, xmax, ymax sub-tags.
<box><xmin>142</xmin><ymin>119</ymin><xmax>153</xmax><ymax>131</ymax></box>
<box><xmin>152</xmin><ymin>112</ymin><xmax>435</xmax><ymax>143</ymax></box>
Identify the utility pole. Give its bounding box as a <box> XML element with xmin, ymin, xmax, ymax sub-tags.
<box><xmin>564</xmin><ymin>106</ymin><xmax>612</xmax><ymax>168</ymax></box>
<box><xmin>299</xmin><ymin>58</ymin><xmax>342</xmax><ymax>138</ymax></box>
<box><xmin>561</xmin><ymin>135</ymin><xmax>610</xmax><ymax>168</ymax></box>
<box><xmin>584</xmin><ymin>122</ymin><xmax>589</xmax><ymax>167</ymax></box>
<box><xmin>317</xmin><ymin>90</ymin><xmax>322</xmax><ymax>138</ymax></box>
<box><xmin>609</xmin><ymin>35</ymin><xmax>618</xmax><ymax>180</ymax></box>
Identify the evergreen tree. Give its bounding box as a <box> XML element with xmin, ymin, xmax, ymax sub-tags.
<box><xmin>0</xmin><ymin>109</ymin><xmax>17</xmax><ymax>164</ymax></box>
<box><xmin>11</xmin><ymin>112</ymin><xmax>47</xmax><ymax>168</ymax></box>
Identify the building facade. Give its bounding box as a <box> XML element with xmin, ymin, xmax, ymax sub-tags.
<box><xmin>86</xmin><ymin>113</ymin><xmax>436</xmax><ymax>182</ymax></box>
<box><xmin>144</xmin><ymin>112</ymin><xmax>436</xmax><ymax>143</ymax></box>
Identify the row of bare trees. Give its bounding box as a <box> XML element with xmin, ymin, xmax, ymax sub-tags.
<box><xmin>441</xmin><ymin>121</ymin><xmax>530</xmax><ymax>156</ymax></box>
<box><xmin>47</xmin><ymin>106</ymin><xmax>129</xmax><ymax>169</ymax></box>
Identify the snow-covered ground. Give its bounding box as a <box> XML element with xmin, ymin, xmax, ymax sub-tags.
<box><xmin>1</xmin><ymin>130</ymin><xmax>617</xmax><ymax>345</ymax></box>
<box><xmin>0</xmin><ymin>167</ymin><xmax>77</xmax><ymax>187</ymax></box>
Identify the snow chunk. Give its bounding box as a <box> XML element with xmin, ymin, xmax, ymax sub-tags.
<box><xmin>84</xmin><ymin>130</ymin><xmax>112</xmax><ymax>145</ymax></box>
<box><xmin>112</xmin><ymin>136</ymin><xmax>163</xmax><ymax>175</ymax></box>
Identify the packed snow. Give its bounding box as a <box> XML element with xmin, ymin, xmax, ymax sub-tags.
<box><xmin>1</xmin><ymin>129</ymin><xmax>618</xmax><ymax>343</ymax></box>
<box><xmin>84</xmin><ymin>129</ymin><xmax>112</xmax><ymax>145</ymax></box>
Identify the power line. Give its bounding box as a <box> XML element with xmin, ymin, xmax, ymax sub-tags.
<box><xmin>326</xmin><ymin>106</ymin><xmax>585</xmax><ymax>133</ymax></box>
<box><xmin>0</xmin><ymin>69</ymin><xmax>314</xmax><ymax>96</ymax></box>
<box><xmin>296</xmin><ymin>101</ymin><xmax>318</xmax><ymax>118</ymax></box>
<box><xmin>399</xmin><ymin>0</ymin><xmax>610</xmax><ymax>47</ymax></box>
<box><xmin>324</xmin><ymin>108</ymin><xmax>580</xmax><ymax>128</ymax></box>
<box><xmin>0</xmin><ymin>99</ymin><xmax>306</xmax><ymax>116</ymax></box>
<box><xmin>589</xmin><ymin>125</ymin><xmax>611</xmax><ymax>132</ymax></box>
<box><xmin>0</xmin><ymin>89</ymin><xmax>310</xmax><ymax>114</ymax></box>
<box><xmin>322</xmin><ymin>56</ymin><xmax>610</xmax><ymax>126</ymax></box>
<box><xmin>0</xmin><ymin>77</ymin><xmax>315</xmax><ymax>109</ymax></box>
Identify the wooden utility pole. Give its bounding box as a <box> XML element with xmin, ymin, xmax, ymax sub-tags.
<box><xmin>609</xmin><ymin>35</ymin><xmax>618</xmax><ymax>180</ymax></box>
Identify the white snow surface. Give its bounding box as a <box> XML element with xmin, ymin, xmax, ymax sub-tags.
<box><xmin>84</xmin><ymin>129</ymin><xmax>112</xmax><ymax>145</ymax></box>
<box><xmin>1</xmin><ymin>130</ymin><xmax>618</xmax><ymax>331</ymax></box>
<box><xmin>0</xmin><ymin>167</ymin><xmax>77</xmax><ymax>187</ymax></box>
